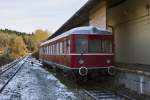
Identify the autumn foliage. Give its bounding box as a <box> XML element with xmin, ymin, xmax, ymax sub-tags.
<box><xmin>10</xmin><ymin>36</ymin><xmax>27</xmax><ymax>58</ymax></box>
<box><xmin>31</xmin><ymin>29</ymin><xmax>49</xmax><ymax>51</ymax></box>
<box><xmin>0</xmin><ymin>29</ymin><xmax>50</xmax><ymax>65</ymax></box>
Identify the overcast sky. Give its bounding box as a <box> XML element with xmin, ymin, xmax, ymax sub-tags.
<box><xmin>0</xmin><ymin>0</ymin><xmax>88</xmax><ymax>33</ymax></box>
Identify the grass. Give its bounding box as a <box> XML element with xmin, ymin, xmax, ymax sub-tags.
<box><xmin>0</xmin><ymin>54</ymin><xmax>14</xmax><ymax>67</ymax></box>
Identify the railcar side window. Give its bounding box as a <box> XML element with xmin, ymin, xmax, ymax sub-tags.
<box><xmin>42</xmin><ymin>48</ymin><xmax>43</xmax><ymax>54</ymax></box>
<box><xmin>76</xmin><ymin>38</ymin><xmax>112</xmax><ymax>53</ymax></box>
<box><xmin>40</xmin><ymin>48</ymin><xmax>42</xmax><ymax>54</ymax></box>
<box><xmin>88</xmin><ymin>39</ymin><xmax>112</xmax><ymax>53</ymax></box>
<box><xmin>46</xmin><ymin>47</ymin><xmax>47</xmax><ymax>54</ymax></box>
<box><xmin>51</xmin><ymin>45</ymin><xmax>53</xmax><ymax>54</ymax></box>
<box><xmin>53</xmin><ymin>44</ymin><xmax>55</xmax><ymax>54</ymax></box>
<box><xmin>62</xmin><ymin>42</ymin><xmax>64</xmax><ymax>54</ymax></box>
<box><xmin>52</xmin><ymin>45</ymin><xmax>54</xmax><ymax>54</ymax></box>
<box><xmin>76</xmin><ymin>38</ymin><xmax>88</xmax><ymax>53</ymax></box>
<box><xmin>105</xmin><ymin>40</ymin><xmax>112</xmax><ymax>53</ymax></box>
<box><xmin>50</xmin><ymin>46</ymin><xmax>51</xmax><ymax>54</ymax></box>
<box><xmin>88</xmin><ymin>39</ymin><xmax>101</xmax><ymax>53</ymax></box>
<box><xmin>44</xmin><ymin>47</ymin><xmax>45</xmax><ymax>54</ymax></box>
<box><xmin>45</xmin><ymin>47</ymin><xmax>46</xmax><ymax>54</ymax></box>
<box><xmin>59</xmin><ymin>43</ymin><xmax>61</xmax><ymax>54</ymax></box>
<box><xmin>55</xmin><ymin>44</ymin><xmax>56</xmax><ymax>54</ymax></box>
<box><xmin>47</xmin><ymin>46</ymin><xmax>48</xmax><ymax>54</ymax></box>
<box><xmin>58</xmin><ymin>43</ymin><xmax>60</xmax><ymax>54</ymax></box>
<box><xmin>48</xmin><ymin>46</ymin><xmax>50</xmax><ymax>54</ymax></box>
<box><xmin>46</xmin><ymin>47</ymin><xmax>48</xmax><ymax>54</ymax></box>
<box><xmin>50</xmin><ymin>45</ymin><xmax>52</xmax><ymax>54</ymax></box>
<box><xmin>60</xmin><ymin>42</ymin><xmax>63</xmax><ymax>54</ymax></box>
<box><xmin>67</xmin><ymin>40</ymin><xmax>70</xmax><ymax>53</ymax></box>
<box><xmin>47</xmin><ymin>46</ymin><xmax>49</xmax><ymax>54</ymax></box>
<box><xmin>64</xmin><ymin>41</ymin><xmax>66</xmax><ymax>54</ymax></box>
<box><xmin>56</xmin><ymin>43</ymin><xmax>59</xmax><ymax>54</ymax></box>
<box><xmin>49</xmin><ymin>46</ymin><xmax>50</xmax><ymax>54</ymax></box>
<box><xmin>43</xmin><ymin>47</ymin><xmax>45</xmax><ymax>54</ymax></box>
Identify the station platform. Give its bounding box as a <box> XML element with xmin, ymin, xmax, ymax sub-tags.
<box><xmin>115</xmin><ymin>63</ymin><xmax>150</xmax><ymax>76</ymax></box>
<box><xmin>113</xmin><ymin>63</ymin><xmax>150</xmax><ymax>96</ymax></box>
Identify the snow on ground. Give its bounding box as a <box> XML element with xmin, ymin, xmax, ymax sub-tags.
<box><xmin>0</xmin><ymin>57</ymin><xmax>80</xmax><ymax>100</ymax></box>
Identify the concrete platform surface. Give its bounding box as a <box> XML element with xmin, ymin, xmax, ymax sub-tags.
<box><xmin>115</xmin><ymin>63</ymin><xmax>150</xmax><ymax>75</ymax></box>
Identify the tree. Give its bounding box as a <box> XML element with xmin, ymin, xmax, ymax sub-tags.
<box><xmin>0</xmin><ymin>33</ymin><xmax>9</xmax><ymax>48</ymax></box>
<box><xmin>32</xmin><ymin>29</ymin><xmax>49</xmax><ymax>51</ymax></box>
<box><xmin>0</xmin><ymin>32</ymin><xmax>13</xmax><ymax>54</ymax></box>
<box><xmin>10</xmin><ymin>36</ymin><xmax>27</xmax><ymax>58</ymax></box>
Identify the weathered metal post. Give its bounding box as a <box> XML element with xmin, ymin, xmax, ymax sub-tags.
<box><xmin>139</xmin><ymin>75</ymin><xmax>144</xmax><ymax>94</ymax></box>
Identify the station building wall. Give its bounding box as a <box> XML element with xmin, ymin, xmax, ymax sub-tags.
<box><xmin>107</xmin><ymin>0</ymin><xmax>150</xmax><ymax>65</ymax></box>
<box><xmin>89</xmin><ymin>1</ymin><xmax>106</xmax><ymax>30</ymax></box>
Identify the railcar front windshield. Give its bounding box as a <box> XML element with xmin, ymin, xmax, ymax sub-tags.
<box><xmin>76</xmin><ymin>38</ymin><xmax>113</xmax><ymax>54</ymax></box>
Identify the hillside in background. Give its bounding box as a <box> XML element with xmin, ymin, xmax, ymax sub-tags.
<box><xmin>0</xmin><ymin>29</ymin><xmax>49</xmax><ymax>66</ymax></box>
<box><xmin>0</xmin><ymin>29</ymin><xmax>30</xmax><ymax>36</ymax></box>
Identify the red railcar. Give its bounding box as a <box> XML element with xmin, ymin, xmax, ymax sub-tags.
<box><xmin>39</xmin><ymin>26</ymin><xmax>114</xmax><ymax>76</ymax></box>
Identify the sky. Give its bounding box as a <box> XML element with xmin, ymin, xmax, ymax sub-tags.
<box><xmin>0</xmin><ymin>0</ymin><xmax>88</xmax><ymax>33</ymax></box>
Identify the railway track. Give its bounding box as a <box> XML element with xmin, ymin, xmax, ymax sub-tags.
<box><xmin>0</xmin><ymin>60</ymin><xmax>19</xmax><ymax>75</ymax></box>
<box><xmin>0</xmin><ymin>57</ymin><xmax>27</xmax><ymax>93</ymax></box>
<box><xmin>83</xmin><ymin>89</ymin><xmax>136</xmax><ymax>100</ymax></box>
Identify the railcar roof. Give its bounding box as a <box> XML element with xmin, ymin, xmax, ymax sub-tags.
<box><xmin>41</xmin><ymin>26</ymin><xmax>111</xmax><ymax>46</ymax></box>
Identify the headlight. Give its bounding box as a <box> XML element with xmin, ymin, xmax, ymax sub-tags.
<box><xmin>106</xmin><ymin>59</ymin><xmax>111</xmax><ymax>64</ymax></box>
<box><xmin>79</xmin><ymin>59</ymin><xmax>84</xmax><ymax>64</ymax></box>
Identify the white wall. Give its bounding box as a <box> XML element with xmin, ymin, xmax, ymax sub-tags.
<box><xmin>107</xmin><ymin>0</ymin><xmax>150</xmax><ymax>64</ymax></box>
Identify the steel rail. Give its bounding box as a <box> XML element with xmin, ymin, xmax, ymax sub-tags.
<box><xmin>0</xmin><ymin>61</ymin><xmax>19</xmax><ymax>75</ymax></box>
<box><xmin>83</xmin><ymin>89</ymin><xmax>135</xmax><ymax>100</ymax></box>
<box><xmin>0</xmin><ymin>58</ymin><xmax>26</xmax><ymax>93</ymax></box>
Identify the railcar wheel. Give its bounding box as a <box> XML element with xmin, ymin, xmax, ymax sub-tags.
<box><xmin>79</xmin><ymin>67</ymin><xmax>88</xmax><ymax>76</ymax></box>
<box><xmin>107</xmin><ymin>67</ymin><xmax>116</xmax><ymax>76</ymax></box>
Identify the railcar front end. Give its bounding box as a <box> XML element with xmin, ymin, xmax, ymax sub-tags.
<box><xmin>70</xmin><ymin>34</ymin><xmax>114</xmax><ymax>76</ymax></box>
